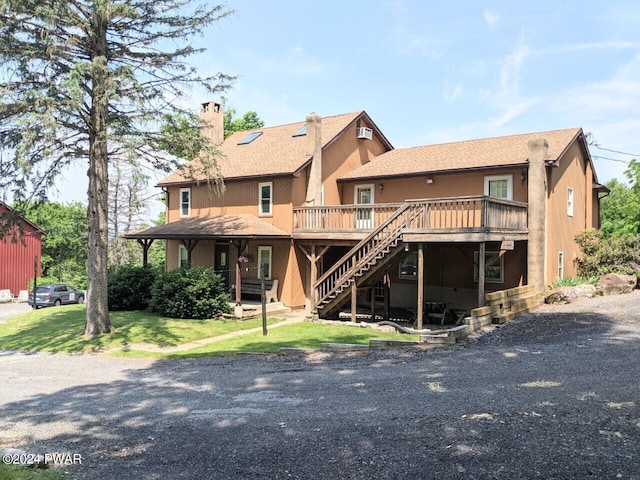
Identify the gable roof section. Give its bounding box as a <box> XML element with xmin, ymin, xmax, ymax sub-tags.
<box><xmin>339</xmin><ymin>128</ymin><xmax>584</xmax><ymax>182</ymax></box>
<box><xmin>0</xmin><ymin>201</ymin><xmax>45</xmax><ymax>236</ymax></box>
<box><xmin>158</xmin><ymin>111</ymin><xmax>391</xmax><ymax>186</ymax></box>
<box><xmin>124</xmin><ymin>214</ymin><xmax>290</xmax><ymax>240</ymax></box>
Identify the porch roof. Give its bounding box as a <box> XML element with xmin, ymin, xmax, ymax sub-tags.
<box><xmin>124</xmin><ymin>214</ymin><xmax>290</xmax><ymax>240</ymax></box>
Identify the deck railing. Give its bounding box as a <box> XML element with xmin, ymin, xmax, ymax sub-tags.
<box><xmin>294</xmin><ymin>196</ymin><xmax>527</xmax><ymax>233</ymax></box>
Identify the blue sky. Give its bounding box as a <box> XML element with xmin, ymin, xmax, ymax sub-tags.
<box><xmin>57</xmin><ymin>0</ymin><xmax>640</xmax><ymax>214</ymax></box>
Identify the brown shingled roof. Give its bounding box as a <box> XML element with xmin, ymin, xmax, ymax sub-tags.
<box><xmin>339</xmin><ymin>128</ymin><xmax>584</xmax><ymax>181</ymax></box>
<box><xmin>158</xmin><ymin>111</ymin><xmax>378</xmax><ymax>186</ymax></box>
<box><xmin>124</xmin><ymin>214</ymin><xmax>290</xmax><ymax>240</ymax></box>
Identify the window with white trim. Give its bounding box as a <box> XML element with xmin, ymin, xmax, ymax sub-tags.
<box><xmin>180</xmin><ymin>188</ymin><xmax>191</xmax><ymax>217</ymax></box>
<box><xmin>179</xmin><ymin>245</ymin><xmax>188</xmax><ymax>268</ymax></box>
<box><xmin>558</xmin><ymin>252</ymin><xmax>564</xmax><ymax>280</ymax></box>
<box><xmin>257</xmin><ymin>246</ymin><xmax>272</xmax><ymax>280</ymax></box>
<box><xmin>259</xmin><ymin>182</ymin><xmax>273</xmax><ymax>216</ymax></box>
<box><xmin>474</xmin><ymin>251</ymin><xmax>504</xmax><ymax>283</ymax></box>
<box><xmin>567</xmin><ymin>188</ymin><xmax>574</xmax><ymax>217</ymax></box>
<box><xmin>484</xmin><ymin>175</ymin><xmax>513</xmax><ymax>200</ymax></box>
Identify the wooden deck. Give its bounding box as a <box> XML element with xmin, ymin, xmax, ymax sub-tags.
<box><xmin>293</xmin><ymin>196</ymin><xmax>528</xmax><ymax>241</ymax></box>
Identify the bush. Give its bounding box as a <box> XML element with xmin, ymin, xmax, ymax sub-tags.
<box><xmin>108</xmin><ymin>265</ymin><xmax>159</xmax><ymax>311</ymax></box>
<box><xmin>148</xmin><ymin>266</ymin><xmax>231</xmax><ymax>319</ymax></box>
<box><xmin>575</xmin><ymin>230</ymin><xmax>640</xmax><ymax>277</ymax></box>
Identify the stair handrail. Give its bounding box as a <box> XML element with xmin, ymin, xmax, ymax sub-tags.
<box><xmin>315</xmin><ymin>202</ymin><xmax>410</xmax><ymax>288</ymax></box>
<box><xmin>314</xmin><ymin>203</ymin><xmax>426</xmax><ymax>308</ymax></box>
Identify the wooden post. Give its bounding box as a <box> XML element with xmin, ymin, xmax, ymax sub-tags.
<box><xmin>32</xmin><ymin>255</ymin><xmax>38</xmax><ymax>310</ymax></box>
<box><xmin>383</xmin><ymin>274</ymin><xmax>390</xmax><ymax>321</ymax></box>
<box><xmin>136</xmin><ymin>238</ymin><xmax>154</xmax><ymax>266</ymax></box>
<box><xmin>310</xmin><ymin>247</ymin><xmax>318</xmax><ymax>313</ymax></box>
<box><xmin>235</xmin><ymin>261</ymin><xmax>242</xmax><ymax>306</ymax></box>
<box><xmin>260</xmin><ymin>263</ymin><xmax>267</xmax><ymax>336</ymax></box>
<box><xmin>417</xmin><ymin>243</ymin><xmax>424</xmax><ymax>329</ymax></box>
<box><xmin>297</xmin><ymin>245</ymin><xmax>329</xmax><ymax>316</ymax></box>
<box><xmin>351</xmin><ymin>282</ymin><xmax>357</xmax><ymax>323</ymax></box>
<box><xmin>370</xmin><ymin>286</ymin><xmax>376</xmax><ymax>321</ymax></box>
<box><xmin>478</xmin><ymin>242</ymin><xmax>486</xmax><ymax>307</ymax></box>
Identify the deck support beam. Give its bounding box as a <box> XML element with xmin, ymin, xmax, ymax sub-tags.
<box><xmin>298</xmin><ymin>244</ymin><xmax>330</xmax><ymax>315</ymax></box>
<box><xmin>417</xmin><ymin>243</ymin><xmax>424</xmax><ymax>330</ymax></box>
<box><xmin>478</xmin><ymin>241</ymin><xmax>486</xmax><ymax>307</ymax></box>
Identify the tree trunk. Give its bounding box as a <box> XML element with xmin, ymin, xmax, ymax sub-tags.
<box><xmin>85</xmin><ymin>7</ymin><xmax>112</xmax><ymax>336</ymax></box>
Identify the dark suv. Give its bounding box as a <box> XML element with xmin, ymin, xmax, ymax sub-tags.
<box><xmin>28</xmin><ymin>284</ymin><xmax>85</xmax><ymax>308</ymax></box>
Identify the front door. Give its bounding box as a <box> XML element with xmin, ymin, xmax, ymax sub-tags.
<box><xmin>355</xmin><ymin>184</ymin><xmax>374</xmax><ymax>229</ymax></box>
<box><xmin>215</xmin><ymin>243</ymin><xmax>230</xmax><ymax>288</ymax></box>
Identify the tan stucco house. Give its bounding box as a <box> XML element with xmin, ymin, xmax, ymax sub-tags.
<box><xmin>126</xmin><ymin>102</ymin><xmax>607</xmax><ymax>323</ymax></box>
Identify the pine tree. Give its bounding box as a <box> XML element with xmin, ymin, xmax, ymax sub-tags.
<box><xmin>0</xmin><ymin>1</ymin><xmax>234</xmax><ymax>335</ymax></box>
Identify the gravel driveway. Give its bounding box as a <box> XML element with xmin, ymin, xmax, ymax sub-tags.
<box><xmin>0</xmin><ymin>292</ymin><xmax>639</xmax><ymax>479</ymax></box>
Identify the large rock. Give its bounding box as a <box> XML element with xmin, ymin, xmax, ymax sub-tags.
<box><xmin>545</xmin><ymin>284</ymin><xmax>597</xmax><ymax>304</ymax></box>
<box><xmin>599</xmin><ymin>273</ymin><xmax>637</xmax><ymax>296</ymax></box>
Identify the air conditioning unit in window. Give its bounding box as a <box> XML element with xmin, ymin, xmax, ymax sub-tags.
<box><xmin>356</xmin><ymin>127</ymin><xmax>373</xmax><ymax>140</ymax></box>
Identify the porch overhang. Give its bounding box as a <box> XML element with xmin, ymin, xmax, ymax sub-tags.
<box><xmin>124</xmin><ymin>214</ymin><xmax>291</xmax><ymax>241</ymax></box>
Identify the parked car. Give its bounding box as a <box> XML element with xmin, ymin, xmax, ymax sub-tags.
<box><xmin>28</xmin><ymin>284</ymin><xmax>85</xmax><ymax>308</ymax></box>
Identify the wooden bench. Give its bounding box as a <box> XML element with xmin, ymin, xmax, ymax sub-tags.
<box><xmin>230</xmin><ymin>279</ymin><xmax>279</xmax><ymax>303</ymax></box>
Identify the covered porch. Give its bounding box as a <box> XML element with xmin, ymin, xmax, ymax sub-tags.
<box><xmin>123</xmin><ymin>214</ymin><xmax>292</xmax><ymax>307</ymax></box>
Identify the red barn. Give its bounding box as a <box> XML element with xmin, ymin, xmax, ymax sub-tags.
<box><xmin>0</xmin><ymin>201</ymin><xmax>43</xmax><ymax>296</ymax></box>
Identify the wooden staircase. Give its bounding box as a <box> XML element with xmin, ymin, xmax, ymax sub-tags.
<box><xmin>314</xmin><ymin>202</ymin><xmax>426</xmax><ymax>318</ymax></box>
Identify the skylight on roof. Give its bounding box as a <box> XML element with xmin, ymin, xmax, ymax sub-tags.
<box><xmin>292</xmin><ymin>125</ymin><xmax>307</xmax><ymax>137</ymax></box>
<box><xmin>238</xmin><ymin>131</ymin><xmax>263</xmax><ymax>145</ymax></box>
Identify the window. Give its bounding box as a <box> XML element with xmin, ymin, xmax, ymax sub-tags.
<box><xmin>180</xmin><ymin>188</ymin><xmax>191</xmax><ymax>218</ymax></box>
<box><xmin>292</xmin><ymin>125</ymin><xmax>307</xmax><ymax>137</ymax></box>
<box><xmin>257</xmin><ymin>246</ymin><xmax>272</xmax><ymax>280</ymax></box>
<box><xmin>474</xmin><ymin>251</ymin><xmax>504</xmax><ymax>283</ymax></box>
<box><xmin>567</xmin><ymin>188</ymin><xmax>574</xmax><ymax>217</ymax></box>
<box><xmin>238</xmin><ymin>131</ymin><xmax>262</xmax><ymax>145</ymax></box>
<box><xmin>259</xmin><ymin>182</ymin><xmax>273</xmax><ymax>216</ymax></box>
<box><xmin>179</xmin><ymin>245</ymin><xmax>188</xmax><ymax>268</ymax></box>
<box><xmin>399</xmin><ymin>253</ymin><xmax>417</xmax><ymax>280</ymax></box>
<box><xmin>558</xmin><ymin>252</ymin><xmax>564</xmax><ymax>280</ymax></box>
<box><xmin>484</xmin><ymin>175</ymin><xmax>513</xmax><ymax>200</ymax></box>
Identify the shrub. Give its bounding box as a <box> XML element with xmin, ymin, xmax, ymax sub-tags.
<box><xmin>575</xmin><ymin>230</ymin><xmax>640</xmax><ymax>277</ymax></box>
<box><xmin>108</xmin><ymin>265</ymin><xmax>159</xmax><ymax>311</ymax></box>
<box><xmin>148</xmin><ymin>266</ymin><xmax>231</xmax><ymax>319</ymax></box>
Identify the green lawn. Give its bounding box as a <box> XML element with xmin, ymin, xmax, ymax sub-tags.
<box><xmin>0</xmin><ymin>305</ymin><xmax>417</xmax><ymax>358</ymax></box>
<box><xmin>0</xmin><ymin>463</ymin><xmax>62</xmax><ymax>480</ymax></box>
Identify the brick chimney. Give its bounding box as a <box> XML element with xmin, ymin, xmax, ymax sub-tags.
<box><xmin>527</xmin><ymin>138</ymin><xmax>548</xmax><ymax>294</ymax></box>
<box><xmin>305</xmin><ymin>113</ymin><xmax>322</xmax><ymax>206</ymax></box>
<box><xmin>200</xmin><ymin>101</ymin><xmax>224</xmax><ymax>144</ymax></box>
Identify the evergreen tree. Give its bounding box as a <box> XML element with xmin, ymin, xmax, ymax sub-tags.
<box><xmin>0</xmin><ymin>1</ymin><xmax>234</xmax><ymax>335</ymax></box>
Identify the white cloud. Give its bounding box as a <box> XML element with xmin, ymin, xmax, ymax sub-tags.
<box><xmin>483</xmin><ymin>34</ymin><xmax>538</xmax><ymax>126</ymax></box>
<box><xmin>443</xmin><ymin>84</ymin><xmax>462</xmax><ymax>104</ymax></box>
<box><xmin>483</xmin><ymin>9</ymin><xmax>499</xmax><ymax>29</ymax></box>
<box><xmin>552</xmin><ymin>53</ymin><xmax>640</xmax><ymax>120</ymax></box>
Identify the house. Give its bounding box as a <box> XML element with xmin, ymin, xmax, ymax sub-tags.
<box><xmin>125</xmin><ymin>103</ymin><xmax>607</xmax><ymax>325</ymax></box>
<box><xmin>0</xmin><ymin>201</ymin><xmax>43</xmax><ymax>296</ymax></box>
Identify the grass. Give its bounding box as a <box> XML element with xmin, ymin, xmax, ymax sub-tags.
<box><xmin>0</xmin><ymin>305</ymin><xmax>283</xmax><ymax>354</ymax></box>
<box><xmin>0</xmin><ymin>305</ymin><xmax>417</xmax><ymax>358</ymax></box>
<box><xmin>549</xmin><ymin>275</ymin><xmax>599</xmax><ymax>289</ymax></box>
<box><xmin>0</xmin><ymin>463</ymin><xmax>62</xmax><ymax>480</ymax></box>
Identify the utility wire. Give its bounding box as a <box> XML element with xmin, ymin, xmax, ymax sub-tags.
<box><xmin>591</xmin><ymin>155</ymin><xmax>631</xmax><ymax>164</ymax></box>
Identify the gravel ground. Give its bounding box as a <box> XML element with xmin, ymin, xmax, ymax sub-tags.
<box><xmin>0</xmin><ymin>292</ymin><xmax>639</xmax><ymax>479</ymax></box>
<box><xmin>0</xmin><ymin>301</ymin><xmax>31</xmax><ymax>323</ymax></box>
